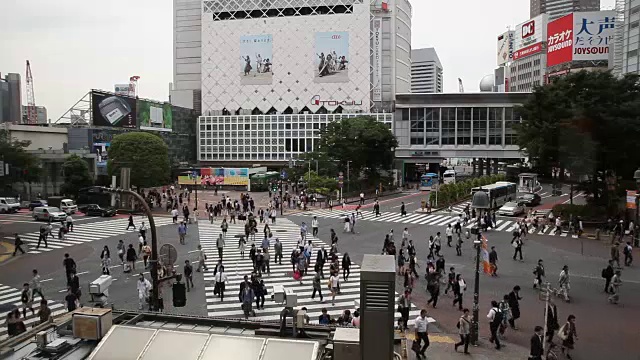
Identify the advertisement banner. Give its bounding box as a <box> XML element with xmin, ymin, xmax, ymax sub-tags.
<box><xmin>573</xmin><ymin>11</ymin><xmax>615</xmax><ymax>61</ymax></box>
<box><xmin>497</xmin><ymin>30</ymin><xmax>514</xmax><ymax>66</ymax></box>
<box><xmin>178</xmin><ymin>168</ymin><xmax>248</xmax><ymax>186</ymax></box>
<box><xmin>514</xmin><ymin>14</ymin><xmax>548</xmax><ymax>52</ymax></box>
<box><xmin>138</xmin><ymin>100</ymin><xmax>173</xmax><ymax>132</ymax></box>
<box><xmin>114</xmin><ymin>84</ymin><xmax>131</xmax><ymax>96</ymax></box>
<box><xmin>512</xmin><ymin>42</ymin><xmax>543</xmax><ymax>60</ymax></box>
<box><xmin>91</xmin><ymin>92</ymin><xmax>137</xmax><ymax>128</ymax></box>
<box><xmin>223</xmin><ymin>168</ymin><xmax>249</xmax><ymax>186</ymax></box>
<box><xmin>547</xmin><ymin>14</ymin><xmax>574</xmax><ymax>67</ymax></box>
<box><xmin>627</xmin><ymin>190</ymin><xmax>637</xmax><ymax>209</ymax></box>
<box><xmin>372</xmin><ymin>19</ymin><xmax>383</xmax><ymax>101</ymax></box>
<box><xmin>314</xmin><ymin>32</ymin><xmax>350</xmax><ymax>83</ymax></box>
<box><xmin>240</xmin><ymin>34</ymin><xmax>273</xmax><ymax>85</ymax></box>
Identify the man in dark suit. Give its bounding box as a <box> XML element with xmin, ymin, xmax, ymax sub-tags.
<box><xmin>545</xmin><ymin>300</ymin><xmax>559</xmax><ymax>344</ymax></box>
<box><xmin>315</xmin><ymin>246</ymin><xmax>327</xmax><ymax>278</ymax></box>
<box><xmin>529</xmin><ymin>325</ymin><xmax>544</xmax><ymax>360</ymax></box>
<box><xmin>508</xmin><ymin>285</ymin><xmax>522</xmax><ymax>329</ymax></box>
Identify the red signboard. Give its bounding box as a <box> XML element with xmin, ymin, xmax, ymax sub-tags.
<box><xmin>547</xmin><ymin>13</ymin><xmax>574</xmax><ymax>67</ymax></box>
<box><xmin>512</xmin><ymin>42</ymin><xmax>543</xmax><ymax>60</ymax></box>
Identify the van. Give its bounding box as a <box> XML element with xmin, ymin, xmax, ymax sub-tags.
<box><xmin>47</xmin><ymin>197</ymin><xmax>78</xmax><ymax>214</ymax></box>
<box><xmin>443</xmin><ymin>169</ymin><xmax>457</xmax><ymax>184</ymax></box>
<box><xmin>0</xmin><ymin>197</ymin><xmax>21</xmax><ymax>213</ymax></box>
<box><xmin>33</xmin><ymin>206</ymin><xmax>68</xmax><ymax>222</ymax></box>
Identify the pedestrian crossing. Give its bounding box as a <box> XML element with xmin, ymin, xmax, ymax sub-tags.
<box><xmin>292</xmin><ymin>209</ymin><xmax>575</xmax><ymax>237</ymax></box>
<box><xmin>4</xmin><ymin>216</ymin><xmax>176</xmax><ymax>254</ymax></box>
<box><xmin>198</xmin><ymin>219</ymin><xmax>435</xmax><ymax>325</ymax></box>
<box><xmin>0</xmin><ymin>284</ymin><xmax>67</xmax><ymax>342</ymax></box>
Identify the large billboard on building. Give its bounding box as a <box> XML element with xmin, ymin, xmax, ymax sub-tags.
<box><xmin>497</xmin><ymin>31</ymin><xmax>514</xmax><ymax>66</ymax></box>
<box><xmin>91</xmin><ymin>92</ymin><xmax>137</xmax><ymax>128</ymax></box>
<box><xmin>547</xmin><ymin>14</ymin><xmax>574</xmax><ymax>67</ymax></box>
<box><xmin>573</xmin><ymin>11</ymin><xmax>615</xmax><ymax>61</ymax></box>
<box><xmin>513</xmin><ymin>14</ymin><xmax>547</xmax><ymax>60</ymax></box>
<box><xmin>200</xmin><ymin>3</ymin><xmax>371</xmax><ymax>114</ymax></box>
<box><xmin>137</xmin><ymin>100</ymin><xmax>172</xmax><ymax>132</ymax></box>
<box><xmin>178</xmin><ymin>168</ymin><xmax>249</xmax><ymax>186</ymax></box>
<box><xmin>372</xmin><ymin>18</ymin><xmax>383</xmax><ymax>102</ymax></box>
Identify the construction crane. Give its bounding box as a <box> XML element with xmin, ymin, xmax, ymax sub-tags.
<box><xmin>25</xmin><ymin>60</ymin><xmax>37</xmax><ymax>125</ymax></box>
<box><xmin>458</xmin><ymin>78</ymin><xmax>464</xmax><ymax>93</ymax></box>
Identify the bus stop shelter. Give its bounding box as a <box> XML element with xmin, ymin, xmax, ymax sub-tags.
<box><xmin>87</xmin><ymin>325</ymin><xmax>319</xmax><ymax>360</ymax></box>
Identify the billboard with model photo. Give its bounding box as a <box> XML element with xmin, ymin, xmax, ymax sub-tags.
<box><xmin>138</xmin><ymin>100</ymin><xmax>173</xmax><ymax>132</ymax></box>
<box><xmin>314</xmin><ymin>31</ymin><xmax>349</xmax><ymax>83</ymax></box>
<box><xmin>240</xmin><ymin>34</ymin><xmax>273</xmax><ymax>85</ymax></box>
<box><xmin>91</xmin><ymin>92</ymin><xmax>137</xmax><ymax>128</ymax></box>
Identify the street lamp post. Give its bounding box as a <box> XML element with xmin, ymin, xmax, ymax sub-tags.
<box><xmin>98</xmin><ymin>186</ymin><xmax>160</xmax><ymax>311</ymax></box>
<box><xmin>346</xmin><ymin>160</ymin><xmax>352</xmax><ymax>194</ymax></box>
<box><xmin>471</xmin><ymin>237</ymin><xmax>482</xmax><ymax>344</ymax></box>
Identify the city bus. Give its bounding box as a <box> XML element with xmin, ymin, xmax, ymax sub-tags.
<box><xmin>442</xmin><ymin>169</ymin><xmax>456</xmax><ymax>184</ymax></box>
<box><xmin>250</xmin><ymin>171</ymin><xmax>280</xmax><ymax>191</ymax></box>
<box><xmin>420</xmin><ymin>173</ymin><xmax>439</xmax><ymax>191</ymax></box>
<box><xmin>471</xmin><ymin>181</ymin><xmax>517</xmax><ymax>208</ymax></box>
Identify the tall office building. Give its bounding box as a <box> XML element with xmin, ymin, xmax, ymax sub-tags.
<box><xmin>531</xmin><ymin>0</ymin><xmax>600</xmax><ymax>20</ymax></box>
<box><xmin>170</xmin><ymin>0</ymin><xmax>202</xmax><ymax>113</ymax></box>
<box><xmin>618</xmin><ymin>0</ymin><xmax>640</xmax><ymax>75</ymax></box>
<box><xmin>0</xmin><ymin>73</ymin><xmax>22</xmax><ymax>124</ymax></box>
<box><xmin>410</xmin><ymin>48</ymin><xmax>443</xmax><ymax>93</ymax></box>
<box><xmin>22</xmin><ymin>105</ymin><xmax>48</xmax><ymax>124</ymax></box>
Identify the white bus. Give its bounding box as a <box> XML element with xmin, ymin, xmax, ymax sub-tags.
<box><xmin>443</xmin><ymin>169</ymin><xmax>456</xmax><ymax>184</ymax></box>
<box><xmin>471</xmin><ymin>181</ymin><xmax>517</xmax><ymax>208</ymax></box>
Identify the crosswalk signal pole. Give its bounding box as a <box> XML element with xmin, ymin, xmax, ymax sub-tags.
<box><xmin>280</xmin><ymin>179</ymin><xmax>283</xmax><ymax>216</ymax></box>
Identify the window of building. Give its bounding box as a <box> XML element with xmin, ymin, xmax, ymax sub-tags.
<box><xmin>456</xmin><ymin>107</ymin><xmax>471</xmax><ymax>145</ymax></box>
<box><xmin>504</xmin><ymin>107</ymin><xmax>519</xmax><ymax>145</ymax></box>
<box><xmin>473</xmin><ymin>107</ymin><xmax>487</xmax><ymax>145</ymax></box>
<box><xmin>425</xmin><ymin>108</ymin><xmax>439</xmax><ymax>146</ymax></box>
<box><xmin>441</xmin><ymin>107</ymin><xmax>455</xmax><ymax>145</ymax></box>
<box><xmin>488</xmin><ymin>107</ymin><xmax>503</xmax><ymax>145</ymax></box>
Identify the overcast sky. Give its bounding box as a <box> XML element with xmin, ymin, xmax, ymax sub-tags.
<box><xmin>0</xmin><ymin>0</ymin><xmax>615</xmax><ymax>121</ymax></box>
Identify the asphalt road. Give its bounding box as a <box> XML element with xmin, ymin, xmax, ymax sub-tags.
<box><xmin>288</xmin><ymin>208</ymin><xmax>640</xmax><ymax>360</ymax></box>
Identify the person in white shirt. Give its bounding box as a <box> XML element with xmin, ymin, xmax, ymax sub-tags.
<box><xmin>555</xmin><ymin>217</ymin><xmax>562</xmax><ymax>235</ymax></box>
<box><xmin>311</xmin><ymin>216</ymin><xmax>319</xmax><ymax>237</ymax></box>
<box><xmin>171</xmin><ymin>208</ymin><xmax>179</xmax><ymax>223</ymax></box>
<box><xmin>329</xmin><ymin>274</ymin><xmax>340</xmax><ymax>305</ymax></box>
<box><xmin>414</xmin><ymin>309</ymin><xmax>430</xmax><ymax>357</ymax></box>
<box><xmin>214</xmin><ymin>268</ymin><xmax>227</xmax><ymax>301</ymax></box>
<box><xmin>137</xmin><ymin>274</ymin><xmax>152</xmax><ymax>310</ymax></box>
<box><xmin>402</xmin><ymin>228</ymin><xmax>410</xmax><ymax>250</ymax></box>
<box><xmin>446</xmin><ymin>224</ymin><xmax>453</xmax><ymax>247</ymax></box>
<box><xmin>65</xmin><ymin>215</ymin><xmax>74</xmax><ymax>232</ymax></box>
<box><xmin>359</xmin><ymin>192</ymin><xmax>365</xmax><ymax>205</ymax></box>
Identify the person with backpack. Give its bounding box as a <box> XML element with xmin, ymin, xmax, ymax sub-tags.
<box><xmin>486</xmin><ymin>300</ymin><xmax>503</xmax><ymax>349</ymax></box>
<box><xmin>454</xmin><ymin>309</ymin><xmax>471</xmax><ymax>354</ymax></box>
<box><xmin>623</xmin><ymin>241</ymin><xmax>633</xmax><ymax>266</ymax></box>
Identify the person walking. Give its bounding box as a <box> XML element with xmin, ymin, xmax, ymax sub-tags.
<box><xmin>30</xmin><ymin>269</ymin><xmax>45</xmax><ymax>300</ymax></box>
<box><xmin>311</xmin><ymin>270</ymin><xmax>324</xmax><ymax>302</ymax></box>
<box><xmin>178</xmin><ymin>222</ymin><xmax>187</xmax><ymax>245</ymax></box>
<box><xmin>487</xmin><ymin>300</ymin><xmax>503</xmax><ymax>349</ymax></box>
<box><xmin>342</xmin><ymin>253</ymin><xmax>351</xmax><ymax>282</ymax></box>
<box><xmin>329</xmin><ymin>272</ymin><xmax>340</xmax><ymax>305</ymax></box>
<box><xmin>608</xmin><ymin>269</ymin><xmax>622</xmax><ymax>304</ymax></box>
<box><xmin>507</xmin><ymin>285</ymin><xmax>522</xmax><ymax>329</ymax></box>
<box><xmin>274</xmin><ymin>238</ymin><xmax>283</xmax><ymax>264</ymax></box>
<box><xmin>397</xmin><ymin>289</ymin><xmax>411</xmax><ymax>330</ymax></box>
<box><xmin>137</xmin><ymin>274</ymin><xmax>151</xmax><ymax>310</ymax></box>
<box><xmin>184</xmin><ymin>260</ymin><xmax>194</xmax><ymax>291</ymax></box>
<box><xmin>454</xmin><ymin>309</ymin><xmax>471</xmax><ymax>354</ymax></box>
<box><xmin>196</xmin><ymin>244</ymin><xmax>208</xmax><ymax>272</ymax></box>
<box><xmin>559</xmin><ymin>315</ymin><xmax>578</xmax><ymax>359</ymax></box>
<box><xmin>446</xmin><ymin>224</ymin><xmax>453</xmax><ymax>247</ymax></box>
<box><xmin>221</xmin><ymin>219</ymin><xmax>229</xmax><ymax>238</ymax></box>
<box><xmin>36</xmin><ymin>225</ymin><xmax>48</xmax><ymax>249</ymax></box>
<box><xmin>117</xmin><ymin>240</ymin><xmax>126</xmax><ymax>264</ymax></box>
<box><xmin>610</xmin><ymin>242</ymin><xmax>621</xmax><ymax>267</ymax></box>
<box><xmin>533</xmin><ymin>259</ymin><xmax>545</xmax><ymax>289</ymax></box>
<box><xmin>452</xmin><ymin>274</ymin><xmax>466</xmax><ymax>310</ymax></box>
<box><xmin>126</xmin><ymin>244</ymin><xmax>137</xmax><ymax>271</ymax></box>
<box><xmin>63</xmin><ymin>253</ymin><xmax>76</xmax><ymax>286</ymax></box>
<box><xmin>623</xmin><ymin>241</ymin><xmax>633</xmax><ymax>266</ymax></box>
<box><xmin>141</xmin><ymin>242</ymin><xmax>152</xmax><ymax>269</ymax></box>
<box><xmin>529</xmin><ymin>326</ymin><xmax>545</xmax><ymax>360</ymax></box>
<box><xmin>489</xmin><ymin>246</ymin><xmax>498</xmax><ymax>276</ymax></box>
<box><xmin>216</xmin><ymin>233</ymin><xmax>225</xmax><ymax>259</ymax></box>
<box><xmin>214</xmin><ymin>267</ymin><xmax>227</xmax><ymax>301</ymax></box>
<box><xmin>602</xmin><ymin>260</ymin><xmax>615</xmax><ymax>293</ymax></box>
<box><xmin>413</xmin><ymin>309</ymin><xmax>430</xmax><ymax>358</ymax></box>
<box><xmin>126</xmin><ymin>215</ymin><xmax>136</xmax><ymax>231</ymax></box>
<box><xmin>20</xmin><ymin>283</ymin><xmax>35</xmax><ymax>319</ymax></box>
<box><xmin>512</xmin><ymin>236</ymin><xmax>523</xmax><ymax>261</ymax></box>
<box><xmin>100</xmin><ymin>246</ymin><xmax>111</xmax><ymax>275</ymax></box>
<box><xmin>12</xmin><ymin>234</ymin><xmax>26</xmax><ymax>256</ymax></box>
<box><xmin>400</xmin><ymin>202</ymin><xmax>407</xmax><ymax>217</ymax></box>
<box><xmin>311</xmin><ymin>216</ymin><xmax>319</xmax><ymax>237</ymax></box>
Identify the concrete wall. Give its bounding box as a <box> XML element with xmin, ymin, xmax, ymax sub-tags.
<box><xmin>2</xmin><ymin>124</ymin><xmax>68</xmax><ymax>150</ymax></box>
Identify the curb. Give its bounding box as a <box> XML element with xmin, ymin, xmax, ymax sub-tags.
<box><xmin>0</xmin><ymin>241</ymin><xmax>16</xmax><ymax>263</ymax></box>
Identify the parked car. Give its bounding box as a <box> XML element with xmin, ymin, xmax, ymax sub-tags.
<box><xmin>28</xmin><ymin>200</ymin><xmax>48</xmax><ymax>211</ymax></box>
<box><xmin>0</xmin><ymin>197</ymin><xmax>21</xmax><ymax>213</ymax></box>
<box><xmin>497</xmin><ymin>201</ymin><xmax>526</xmax><ymax>216</ymax></box>
<box><xmin>83</xmin><ymin>204</ymin><xmax>117</xmax><ymax>217</ymax></box>
<box><xmin>33</xmin><ymin>206</ymin><xmax>67</xmax><ymax>222</ymax></box>
<box><xmin>518</xmin><ymin>192</ymin><xmax>541</xmax><ymax>207</ymax></box>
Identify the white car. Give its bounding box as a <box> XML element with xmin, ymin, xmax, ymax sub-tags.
<box><xmin>497</xmin><ymin>202</ymin><xmax>525</xmax><ymax>216</ymax></box>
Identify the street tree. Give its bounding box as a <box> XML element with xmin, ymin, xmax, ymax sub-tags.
<box><xmin>317</xmin><ymin>116</ymin><xmax>398</xmax><ymax>183</ymax></box>
<box><xmin>516</xmin><ymin>71</ymin><xmax>640</xmax><ymax>205</ymax></box>
<box><xmin>107</xmin><ymin>132</ymin><xmax>170</xmax><ymax>189</ymax></box>
<box><xmin>0</xmin><ymin>129</ymin><xmax>41</xmax><ymax>193</ymax></box>
<box><xmin>60</xmin><ymin>154</ymin><xmax>93</xmax><ymax>197</ymax></box>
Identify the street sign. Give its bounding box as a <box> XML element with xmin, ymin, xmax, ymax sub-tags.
<box><xmin>627</xmin><ymin>190</ymin><xmax>637</xmax><ymax>209</ymax></box>
<box><xmin>281</xmin><ymin>170</ymin><xmax>287</xmax><ymax>179</ymax></box>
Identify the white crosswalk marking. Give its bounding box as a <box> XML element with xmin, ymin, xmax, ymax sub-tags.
<box><xmin>198</xmin><ymin>219</ymin><xmax>434</xmax><ymax>325</ymax></box>
<box><xmin>5</xmin><ymin>216</ymin><xmax>175</xmax><ymax>254</ymax></box>
<box><xmin>292</xmin><ymin>209</ymin><xmax>571</xmax><ymax>237</ymax></box>
<box><xmin>0</xmin><ymin>284</ymin><xmax>67</xmax><ymax>341</ymax></box>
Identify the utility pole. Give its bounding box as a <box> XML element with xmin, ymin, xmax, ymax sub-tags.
<box><xmin>470</xmin><ymin>235</ymin><xmax>482</xmax><ymax>344</ymax></box>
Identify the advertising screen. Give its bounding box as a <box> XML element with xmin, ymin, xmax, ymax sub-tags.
<box><xmin>573</xmin><ymin>11</ymin><xmax>615</xmax><ymax>61</ymax></box>
<box><xmin>178</xmin><ymin>168</ymin><xmax>249</xmax><ymax>186</ymax></box>
<box><xmin>547</xmin><ymin>14</ymin><xmax>574</xmax><ymax>67</ymax></box>
<box><xmin>314</xmin><ymin>32</ymin><xmax>350</xmax><ymax>83</ymax></box>
<box><xmin>240</xmin><ymin>34</ymin><xmax>273</xmax><ymax>85</ymax></box>
<box><xmin>497</xmin><ymin>31</ymin><xmax>514</xmax><ymax>66</ymax></box>
<box><xmin>138</xmin><ymin>100</ymin><xmax>173</xmax><ymax>132</ymax></box>
<box><xmin>91</xmin><ymin>92</ymin><xmax>137</xmax><ymax>128</ymax></box>
<box><xmin>514</xmin><ymin>14</ymin><xmax>548</xmax><ymax>52</ymax></box>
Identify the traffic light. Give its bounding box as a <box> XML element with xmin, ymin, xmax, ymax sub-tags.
<box><xmin>172</xmin><ymin>282</ymin><xmax>186</xmax><ymax>307</ymax></box>
<box><xmin>271</xmin><ymin>183</ymin><xmax>278</xmax><ymax>193</ymax></box>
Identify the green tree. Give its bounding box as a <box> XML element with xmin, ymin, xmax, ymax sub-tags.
<box><xmin>0</xmin><ymin>129</ymin><xmax>41</xmax><ymax>192</ymax></box>
<box><xmin>317</xmin><ymin>116</ymin><xmax>398</xmax><ymax>183</ymax></box>
<box><xmin>60</xmin><ymin>154</ymin><xmax>93</xmax><ymax>197</ymax></box>
<box><xmin>107</xmin><ymin>132</ymin><xmax>170</xmax><ymax>189</ymax></box>
<box><xmin>516</xmin><ymin>71</ymin><xmax>640</xmax><ymax>205</ymax></box>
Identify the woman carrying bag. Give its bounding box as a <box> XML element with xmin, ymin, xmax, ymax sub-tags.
<box><xmin>558</xmin><ymin>314</ymin><xmax>578</xmax><ymax>360</ymax></box>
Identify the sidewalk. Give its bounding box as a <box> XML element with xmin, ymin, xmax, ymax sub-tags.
<box><xmin>0</xmin><ymin>241</ymin><xmax>15</xmax><ymax>263</ymax></box>
<box><xmin>397</xmin><ymin>333</ymin><xmax>530</xmax><ymax>360</ymax></box>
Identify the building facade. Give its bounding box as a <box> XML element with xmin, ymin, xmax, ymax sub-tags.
<box><xmin>531</xmin><ymin>0</ymin><xmax>600</xmax><ymax>20</ymax></box>
<box><xmin>0</xmin><ymin>73</ymin><xmax>22</xmax><ymax>124</ymax></box>
<box><xmin>22</xmin><ymin>105</ymin><xmax>48</xmax><ymax>124</ymax></box>
<box><xmin>619</xmin><ymin>0</ymin><xmax>640</xmax><ymax>75</ymax></box>
<box><xmin>509</xmin><ymin>14</ymin><xmax>548</xmax><ymax>91</ymax></box>
<box><xmin>170</xmin><ymin>0</ymin><xmax>202</xmax><ymax>113</ymax></box>
<box><xmin>410</xmin><ymin>48</ymin><xmax>443</xmax><ymax>93</ymax></box>
<box><xmin>196</xmin><ymin>0</ymin><xmax>411</xmax><ymax>165</ymax></box>
<box><xmin>394</xmin><ymin>93</ymin><xmax>530</xmax><ymax>180</ymax></box>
